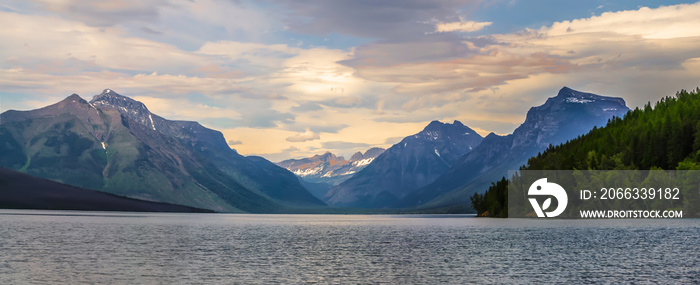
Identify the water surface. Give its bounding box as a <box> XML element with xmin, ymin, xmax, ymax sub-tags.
<box><xmin>0</xmin><ymin>210</ymin><xmax>697</xmax><ymax>284</ymax></box>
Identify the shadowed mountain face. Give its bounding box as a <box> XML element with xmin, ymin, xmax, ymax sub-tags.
<box><xmin>0</xmin><ymin>168</ymin><xmax>212</xmax><ymax>213</ymax></box>
<box><xmin>401</xmin><ymin>87</ymin><xmax>631</xmax><ymax>209</ymax></box>
<box><xmin>324</xmin><ymin>120</ymin><xmax>484</xmax><ymax>208</ymax></box>
<box><xmin>276</xmin><ymin>147</ymin><xmax>385</xmax><ymax>186</ymax></box>
<box><xmin>0</xmin><ymin>89</ymin><xmax>324</xmax><ymax>212</ymax></box>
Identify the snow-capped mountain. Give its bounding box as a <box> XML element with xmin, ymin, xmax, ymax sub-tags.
<box><xmin>276</xmin><ymin>147</ymin><xmax>385</xmax><ymax>186</ymax></box>
<box><xmin>399</xmin><ymin>86</ymin><xmax>631</xmax><ymax>209</ymax></box>
<box><xmin>323</xmin><ymin>120</ymin><xmax>484</xmax><ymax>208</ymax></box>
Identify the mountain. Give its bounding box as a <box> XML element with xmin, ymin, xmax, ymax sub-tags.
<box><xmin>0</xmin><ymin>167</ymin><xmax>212</xmax><ymax>212</ymax></box>
<box><xmin>401</xmin><ymin>87</ymin><xmax>630</xmax><ymax>210</ymax></box>
<box><xmin>473</xmin><ymin>88</ymin><xmax>700</xmax><ymax>217</ymax></box>
<box><xmin>276</xmin><ymin>147</ymin><xmax>385</xmax><ymax>186</ymax></box>
<box><xmin>324</xmin><ymin>120</ymin><xmax>484</xmax><ymax>208</ymax></box>
<box><xmin>0</xmin><ymin>89</ymin><xmax>324</xmax><ymax>212</ymax></box>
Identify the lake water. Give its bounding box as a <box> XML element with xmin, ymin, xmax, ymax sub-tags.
<box><xmin>0</xmin><ymin>211</ymin><xmax>697</xmax><ymax>284</ymax></box>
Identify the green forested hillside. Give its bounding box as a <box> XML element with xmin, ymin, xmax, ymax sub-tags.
<box><xmin>472</xmin><ymin>88</ymin><xmax>700</xmax><ymax>217</ymax></box>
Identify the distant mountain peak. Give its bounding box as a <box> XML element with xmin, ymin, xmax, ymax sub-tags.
<box><xmin>55</xmin><ymin>93</ymin><xmax>94</xmax><ymax>111</ymax></box>
<box><xmin>90</xmin><ymin>89</ymin><xmax>150</xmax><ymax>113</ymax></box>
<box><xmin>418</xmin><ymin>120</ymin><xmax>475</xmax><ymax>141</ymax></box>
<box><xmin>58</xmin><ymin>93</ymin><xmax>87</xmax><ymax>104</ymax></box>
<box><xmin>313</xmin><ymin>151</ymin><xmax>340</xmax><ymax>162</ymax></box>
<box><xmin>349</xmin><ymin>151</ymin><xmax>364</xmax><ymax>161</ymax></box>
<box><xmin>89</xmin><ymin>89</ymin><xmax>157</xmax><ymax>131</ymax></box>
<box><xmin>324</xmin><ymin>119</ymin><xmax>483</xmax><ymax>208</ymax></box>
<box><xmin>515</xmin><ymin>87</ymin><xmax>629</xmax><ymax>149</ymax></box>
<box><xmin>65</xmin><ymin>93</ymin><xmax>83</xmax><ymax>100</ymax></box>
<box><xmin>551</xmin><ymin>86</ymin><xmax>626</xmax><ymax>106</ymax></box>
<box><xmin>423</xmin><ymin>120</ymin><xmax>445</xmax><ymax>131</ymax></box>
<box><xmin>276</xmin><ymin>147</ymin><xmax>385</xmax><ymax>185</ymax></box>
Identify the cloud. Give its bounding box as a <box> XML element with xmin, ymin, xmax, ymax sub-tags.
<box><xmin>228</xmin><ymin>140</ymin><xmax>243</xmax><ymax>145</ymax></box>
<box><xmin>321</xmin><ymin>141</ymin><xmax>370</xmax><ymax>150</ymax></box>
<box><xmin>285</xmin><ymin>123</ymin><xmax>349</xmax><ymax>134</ymax></box>
<box><xmin>340</xmin><ymin>40</ymin><xmax>475</xmax><ymax>67</ymax></box>
<box><xmin>33</xmin><ymin>0</ymin><xmax>169</xmax><ymax>27</ymax></box>
<box><xmin>373</xmin><ymin>108</ymin><xmax>458</xmax><ymax>123</ymax></box>
<box><xmin>4</xmin><ymin>1</ymin><xmax>700</xmax><ymax>163</ymax></box>
<box><xmin>240</xmin><ymin>109</ymin><xmax>295</xmax><ymax>128</ymax></box>
<box><xmin>196</xmin><ymin>41</ymin><xmax>300</xmax><ymax>76</ymax></box>
<box><xmin>384</xmin><ymin>136</ymin><xmax>404</xmax><ymax>144</ymax></box>
<box><xmin>275</xmin><ymin>0</ymin><xmax>484</xmax><ymax>41</ymax></box>
<box><xmin>338</xmin><ymin>2</ymin><xmax>700</xmax><ymax>115</ymax></box>
<box><xmin>286</xmin><ymin>129</ymin><xmax>320</xmax><ymax>142</ymax></box>
<box><xmin>309</xmin><ymin>124</ymin><xmax>349</xmax><ymax>134</ymax></box>
<box><xmin>435</xmin><ymin>19</ymin><xmax>492</xmax><ymax>33</ymax></box>
<box><xmin>291</xmin><ymin>102</ymin><xmax>323</xmax><ymax>112</ymax></box>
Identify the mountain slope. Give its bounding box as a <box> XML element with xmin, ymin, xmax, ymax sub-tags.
<box><xmin>276</xmin><ymin>147</ymin><xmax>385</xmax><ymax>185</ymax></box>
<box><xmin>0</xmin><ymin>168</ymin><xmax>212</xmax><ymax>212</ymax></box>
<box><xmin>0</xmin><ymin>89</ymin><xmax>324</xmax><ymax>212</ymax></box>
<box><xmin>324</xmin><ymin>120</ymin><xmax>483</xmax><ymax>208</ymax></box>
<box><xmin>474</xmin><ymin>88</ymin><xmax>700</xmax><ymax>217</ymax></box>
<box><xmin>404</xmin><ymin>87</ymin><xmax>630</xmax><ymax>209</ymax></box>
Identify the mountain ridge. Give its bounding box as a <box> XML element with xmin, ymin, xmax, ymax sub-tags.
<box><xmin>0</xmin><ymin>89</ymin><xmax>324</xmax><ymax>212</ymax></box>
<box><xmin>276</xmin><ymin>147</ymin><xmax>385</xmax><ymax>186</ymax></box>
<box><xmin>323</xmin><ymin>120</ymin><xmax>484</xmax><ymax>208</ymax></box>
<box><xmin>401</xmin><ymin>86</ymin><xmax>630</xmax><ymax>209</ymax></box>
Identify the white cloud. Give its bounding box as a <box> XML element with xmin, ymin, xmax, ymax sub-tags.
<box><xmin>435</xmin><ymin>19</ymin><xmax>492</xmax><ymax>33</ymax></box>
<box><xmin>544</xmin><ymin>3</ymin><xmax>700</xmax><ymax>39</ymax></box>
<box><xmin>286</xmin><ymin>129</ymin><xmax>320</xmax><ymax>142</ymax></box>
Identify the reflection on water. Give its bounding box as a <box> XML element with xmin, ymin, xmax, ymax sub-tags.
<box><xmin>0</xmin><ymin>210</ymin><xmax>697</xmax><ymax>284</ymax></box>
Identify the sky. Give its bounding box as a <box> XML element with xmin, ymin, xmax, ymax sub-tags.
<box><xmin>2</xmin><ymin>0</ymin><xmax>700</xmax><ymax>161</ymax></box>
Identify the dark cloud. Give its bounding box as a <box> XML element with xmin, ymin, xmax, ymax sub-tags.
<box><xmin>38</xmin><ymin>0</ymin><xmax>170</xmax><ymax>27</ymax></box>
<box><xmin>340</xmin><ymin>38</ymin><xmax>476</xmax><ymax>68</ymax></box>
<box><xmin>275</xmin><ymin>0</ymin><xmax>483</xmax><ymax>41</ymax></box>
<box><xmin>310</xmin><ymin>124</ymin><xmax>349</xmax><ymax>134</ymax></box>
<box><xmin>321</xmin><ymin>141</ymin><xmax>370</xmax><ymax>149</ymax></box>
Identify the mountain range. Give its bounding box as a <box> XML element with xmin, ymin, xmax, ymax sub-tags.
<box><xmin>276</xmin><ymin>148</ymin><xmax>385</xmax><ymax>186</ymax></box>
<box><xmin>400</xmin><ymin>87</ymin><xmax>630</xmax><ymax>210</ymax></box>
<box><xmin>324</xmin><ymin>120</ymin><xmax>484</xmax><ymax>208</ymax></box>
<box><xmin>0</xmin><ymin>89</ymin><xmax>324</xmax><ymax>212</ymax></box>
<box><xmin>0</xmin><ymin>86</ymin><xmax>631</xmax><ymax>213</ymax></box>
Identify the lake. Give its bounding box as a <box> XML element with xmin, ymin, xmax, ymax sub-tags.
<box><xmin>0</xmin><ymin>210</ymin><xmax>697</xmax><ymax>284</ymax></box>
